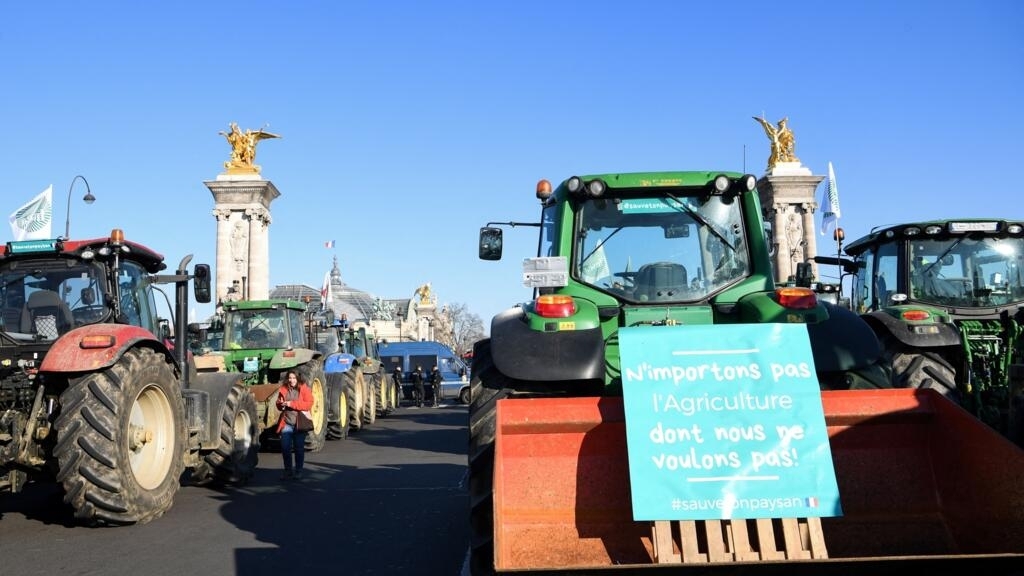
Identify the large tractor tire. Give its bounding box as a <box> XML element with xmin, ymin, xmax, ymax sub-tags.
<box><xmin>362</xmin><ymin>375</ymin><xmax>378</xmax><ymax>427</ymax></box>
<box><xmin>387</xmin><ymin>377</ymin><xmax>400</xmax><ymax>413</ymax></box>
<box><xmin>192</xmin><ymin>384</ymin><xmax>260</xmax><ymax>486</ymax></box>
<box><xmin>886</xmin><ymin>343</ymin><xmax>960</xmax><ymax>400</ymax></box>
<box><xmin>372</xmin><ymin>371</ymin><xmax>391</xmax><ymax>416</ymax></box>
<box><xmin>344</xmin><ymin>370</ymin><xmax>367</xmax><ymax>431</ymax></box>
<box><xmin>468</xmin><ymin>339</ymin><xmax>519</xmax><ymax>576</ymax></box>
<box><xmin>298</xmin><ymin>361</ymin><xmax>328</xmax><ymax>453</ymax></box>
<box><xmin>53</xmin><ymin>347</ymin><xmax>185</xmax><ymax>525</ymax></box>
<box><xmin>325</xmin><ymin>372</ymin><xmax>350</xmax><ymax>440</ymax></box>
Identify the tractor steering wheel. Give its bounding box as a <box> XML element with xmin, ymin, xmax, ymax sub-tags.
<box><xmin>246</xmin><ymin>328</ymin><xmax>269</xmax><ymax>346</ymax></box>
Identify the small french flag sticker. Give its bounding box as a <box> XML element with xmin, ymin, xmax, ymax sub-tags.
<box><xmin>806</xmin><ymin>497</ymin><xmax>819</xmax><ymax>508</ymax></box>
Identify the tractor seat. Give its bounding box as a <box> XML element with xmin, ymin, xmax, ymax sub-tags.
<box><xmin>20</xmin><ymin>290</ymin><xmax>74</xmax><ymax>338</ymax></box>
<box><xmin>634</xmin><ymin>262</ymin><xmax>688</xmax><ymax>301</ymax></box>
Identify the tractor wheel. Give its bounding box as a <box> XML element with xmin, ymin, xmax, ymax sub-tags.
<box><xmin>362</xmin><ymin>375</ymin><xmax>378</xmax><ymax>426</ymax></box>
<box><xmin>373</xmin><ymin>371</ymin><xmax>390</xmax><ymax>416</ymax></box>
<box><xmin>298</xmin><ymin>361</ymin><xmax>328</xmax><ymax>453</ymax></box>
<box><xmin>883</xmin><ymin>340</ymin><xmax>960</xmax><ymax>401</ymax></box>
<box><xmin>325</xmin><ymin>372</ymin><xmax>349</xmax><ymax>440</ymax></box>
<box><xmin>388</xmin><ymin>378</ymin><xmax>400</xmax><ymax>412</ymax></box>
<box><xmin>468</xmin><ymin>338</ymin><xmax>518</xmax><ymax>576</ymax></box>
<box><xmin>191</xmin><ymin>384</ymin><xmax>259</xmax><ymax>486</ymax></box>
<box><xmin>53</xmin><ymin>347</ymin><xmax>185</xmax><ymax>525</ymax></box>
<box><xmin>344</xmin><ymin>370</ymin><xmax>366</xmax><ymax>431</ymax></box>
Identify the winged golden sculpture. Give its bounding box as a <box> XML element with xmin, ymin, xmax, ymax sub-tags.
<box><xmin>219</xmin><ymin>122</ymin><xmax>281</xmax><ymax>174</ymax></box>
<box><xmin>752</xmin><ymin>116</ymin><xmax>799</xmax><ymax>171</ymax></box>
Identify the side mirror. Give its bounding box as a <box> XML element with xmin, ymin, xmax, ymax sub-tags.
<box><xmin>193</xmin><ymin>264</ymin><xmax>211</xmax><ymax>303</ymax></box>
<box><xmin>479</xmin><ymin>227</ymin><xmax>503</xmax><ymax>261</ymax></box>
<box><xmin>81</xmin><ymin>287</ymin><xmax>96</xmax><ymax>305</ymax></box>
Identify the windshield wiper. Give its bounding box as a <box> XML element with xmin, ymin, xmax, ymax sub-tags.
<box><xmin>923</xmin><ymin>237</ymin><xmax>966</xmax><ymax>277</ymax></box>
<box><xmin>580</xmin><ymin>226</ymin><xmax>624</xmax><ymax>267</ymax></box>
<box><xmin>664</xmin><ymin>193</ymin><xmax>735</xmax><ymax>251</ymax></box>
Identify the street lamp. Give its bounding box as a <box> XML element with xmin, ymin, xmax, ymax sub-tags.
<box><xmin>65</xmin><ymin>175</ymin><xmax>96</xmax><ymax>239</ymax></box>
<box><xmin>397</xmin><ymin>310</ymin><xmax>405</xmax><ymax>341</ymax></box>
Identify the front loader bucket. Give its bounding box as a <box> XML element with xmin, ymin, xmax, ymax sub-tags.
<box><xmin>493</xmin><ymin>390</ymin><xmax>1024</xmax><ymax>572</ymax></box>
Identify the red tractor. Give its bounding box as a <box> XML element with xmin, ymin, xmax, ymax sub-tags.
<box><xmin>0</xmin><ymin>229</ymin><xmax>258</xmax><ymax>524</ymax></box>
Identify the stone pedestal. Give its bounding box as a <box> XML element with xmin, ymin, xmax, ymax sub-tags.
<box><xmin>203</xmin><ymin>175</ymin><xmax>280</xmax><ymax>303</ymax></box>
<box><xmin>415</xmin><ymin>301</ymin><xmax>437</xmax><ymax>341</ymax></box>
<box><xmin>756</xmin><ymin>164</ymin><xmax>825</xmax><ymax>284</ymax></box>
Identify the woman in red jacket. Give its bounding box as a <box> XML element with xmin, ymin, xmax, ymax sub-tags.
<box><xmin>276</xmin><ymin>369</ymin><xmax>314</xmax><ymax>479</ymax></box>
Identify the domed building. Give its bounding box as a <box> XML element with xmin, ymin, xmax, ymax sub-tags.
<box><xmin>270</xmin><ymin>256</ymin><xmax>447</xmax><ymax>345</ymax></box>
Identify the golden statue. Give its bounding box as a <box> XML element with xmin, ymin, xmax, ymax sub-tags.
<box><xmin>415</xmin><ymin>283</ymin><xmax>433</xmax><ymax>305</ymax></box>
<box><xmin>219</xmin><ymin>122</ymin><xmax>281</xmax><ymax>174</ymax></box>
<box><xmin>753</xmin><ymin>116</ymin><xmax>799</xmax><ymax>171</ymax></box>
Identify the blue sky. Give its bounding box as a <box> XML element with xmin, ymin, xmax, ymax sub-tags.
<box><xmin>4</xmin><ymin>1</ymin><xmax>1022</xmax><ymax>329</ymax></box>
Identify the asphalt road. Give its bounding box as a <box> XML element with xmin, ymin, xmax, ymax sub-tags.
<box><xmin>0</xmin><ymin>401</ymin><xmax>470</xmax><ymax>576</ymax></box>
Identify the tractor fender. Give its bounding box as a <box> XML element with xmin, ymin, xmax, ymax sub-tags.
<box><xmin>39</xmin><ymin>324</ymin><xmax>171</xmax><ymax>373</ymax></box>
<box><xmin>861</xmin><ymin>309</ymin><xmax>962</xmax><ymax>348</ymax></box>
<box><xmin>268</xmin><ymin>347</ymin><xmax>318</xmax><ymax>371</ymax></box>
<box><xmin>183</xmin><ymin>372</ymin><xmax>247</xmax><ymax>450</ymax></box>
<box><xmin>804</xmin><ymin>301</ymin><xmax>882</xmax><ymax>372</ymax></box>
<box><xmin>358</xmin><ymin>356</ymin><xmax>381</xmax><ymax>375</ymax></box>
<box><xmin>323</xmin><ymin>352</ymin><xmax>356</xmax><ymax>374</ymax></box>
<box><xmin>490</xmin><ymin>307</ymin><xmax>604</xmax><ymax>382</ymax></box>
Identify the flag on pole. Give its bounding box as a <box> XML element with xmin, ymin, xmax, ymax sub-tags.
<box><xmin>324</xmin><ymin>240</ymin><xmax>335</xmax><ymax>248</ymax></box>
<box><xmin>320</xmin><ymin>271</ymin><xmax>332</xmax><ymax>310</ymax></box>
<box><xmin>820</xmin><ymin>162</ymin><xmax>841</xmax><ymax>237</ymax></box>
<box><xmin>9</xmin><ymin>185</ymin><xmax>53</xmax><ymax>241</ymax></box>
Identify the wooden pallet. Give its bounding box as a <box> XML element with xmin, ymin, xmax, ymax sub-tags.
<box><xmin>651</xmin><ymin>517</ymin><xmax>827</xmax><ymax>563</ymax></box>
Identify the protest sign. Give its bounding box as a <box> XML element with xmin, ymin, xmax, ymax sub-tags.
<box><xmin>619</xmin><ymin>323</ymin><xmax>841</xmax><ymax>521</ymax></box>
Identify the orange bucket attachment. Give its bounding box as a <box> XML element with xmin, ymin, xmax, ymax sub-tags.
<box><xmin>492</xmin><ymin>389</ymin><xmax>1024</xmax><ymax>571</ymax></box>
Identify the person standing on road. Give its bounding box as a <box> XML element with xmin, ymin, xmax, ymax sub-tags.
<box><xmin>276</xmin><ymin>369</ymin><xmax>314</xmax><ymax>480</ymax></box>
<box><xmin>412</xmin><ymin>365</ymin><xmax>426</xmax><ymax>408</ymax></box>
<box><xmin>392</xmin><ymin>365</ymin><xmax>405</xmax><ymax>405</ymax></box>
<box><xmin>430</xmin><ymin>365</ymin><xmax>442</xmax><ymax>407</ymax></box>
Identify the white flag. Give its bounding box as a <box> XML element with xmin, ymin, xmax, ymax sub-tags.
<box><xmin>580</xmin><ymin>243</ymin><xmax>611</xmax><ymax>283</ymax></box>
<box><xmin>9</xmin><ymin>185</ymin><xmax>54</xmax><ymax>241</ymax></box>
<box><xmin>820</xmin><ymin>162</ymin><xmax>841</xmax><ymax>237</ymax></box>
<box><xmin>320</xmin><ymin>271</ymin><xmax>332</xmax><ymax>310</ymax></box>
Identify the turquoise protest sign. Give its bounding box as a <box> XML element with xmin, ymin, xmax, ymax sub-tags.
<box><xmin>619</xmin><ymin>324</ymin><xmax>841</xmax><ymax>521</ymax></box>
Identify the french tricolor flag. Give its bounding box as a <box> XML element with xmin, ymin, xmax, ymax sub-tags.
<box><xmin>324</xmin><ymin>240</ymin><xmax>335</xmax><ymax>248</ymax></box>
<box><xmin>805</xmin><ymin>497</ymin><xmax>819</xmax><ymax>508</ymax></box>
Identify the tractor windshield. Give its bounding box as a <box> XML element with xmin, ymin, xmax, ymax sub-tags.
<box><xmin>575</xmin><ymin>194</ymin><xmax>749</xmax><ymax>302</ymax></box>
<box><xmin>224</xmin><ymin>307</ymin><xmax>306</xmax><ymax>350</ymax></box>
<box><xmin>906</xmin><ymin>237</ymin><xmax>1024</xmax><ymax>307</ymax></box>
<box><xmin>0</xmin><ymin>260</ymin><xmax>109</xmax><ymax>340</ymax></box>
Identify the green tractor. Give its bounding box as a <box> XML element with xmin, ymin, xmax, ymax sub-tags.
<box><xmin>816</xmin><ymin>218</ymin><xmax>1024</xmax><ymax>445</ymax></box>
<box><xmin>470</xmin><ymin>171</ymin><xmax>891</xmax><ymax>574</ymax></box>
<box><xmin>197</xmin><ymin>299</ymin><xmax>328</xmax><ymax>452</ymax></box>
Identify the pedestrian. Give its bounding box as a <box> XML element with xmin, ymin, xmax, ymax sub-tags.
<box><xmin>392</xmin><ymin>365</ymin><xmax>404</xmax><ymax>402</ymax></box>
<box><xmin>412</xmin><ymin>365</ymin><xmax>426</xmax><ymax>408</ymax></box>
<box><xmin>276</xmin><ymin>369</ymin><xmax>314</xmax><ymax>480</ymax></box>
<box><xmin>430</xmin><ymin>365</ymin><xmax>442</xmax><ymax>407</ymax></box>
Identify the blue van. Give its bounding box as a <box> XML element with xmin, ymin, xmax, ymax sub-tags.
<box><xmin>378</xmin><ymin>341</ymin><xmax>471</xmax><ymax>404</ymax></box>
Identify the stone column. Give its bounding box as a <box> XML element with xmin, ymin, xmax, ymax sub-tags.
<box><xmin>212</xmin><ymin>208</ymin><xmax>234</xmax><ymax>303</ymax></box>
<box><xmin>203</xmin><ymin>174</ymin><xmax>280</xmax><ymax>304</ymax></box>
<box><xmin>756</xmin><ymin>163</ymin><xmax>826</xmax><ymax>284</ymax></box>
<box><xmin>246</xmin><ymin>206</ymin><xmax>272</xmax><ymax>299</ymax></box>
<box><xmin>801</xmin><ymin>202</ymin><xmax>820</xmax><ymax>272</ymax></box>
